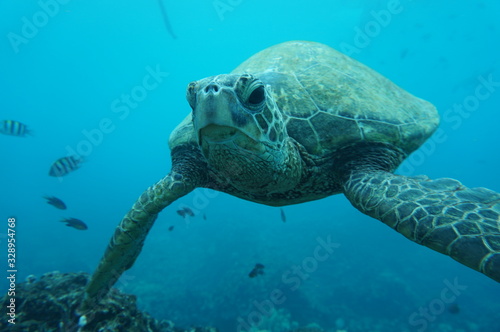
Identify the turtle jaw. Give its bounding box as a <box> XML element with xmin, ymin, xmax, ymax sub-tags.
<box><xmin>198</xmin><ymin>124</ymin><xmax>266</xmax><ymax>156</ymax></box>
<box><xmin>198</xmin><ymin>125</ymin><xmax>297</xmax><ymax>194</ymax></box>
<box><xmin>193</xmin><ymin>88</ymin><xmax>263</xmax><ymax>143</ymax></box>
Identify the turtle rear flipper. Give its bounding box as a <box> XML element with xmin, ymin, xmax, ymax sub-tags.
<box><xmin>343</xmin><ymin>170</ymin><xmax>500</xmax><ymax>282</ymax></box>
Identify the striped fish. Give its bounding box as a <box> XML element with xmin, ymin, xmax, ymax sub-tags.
<box><xmin>0</xmin><ymin>120</ymin><xmax>32</xmax><ymax>137</ymax></box>
<box><xmin>49</xmin><ymin>156</ymin><xmax>82</xmax><ymax>177</ymax></box>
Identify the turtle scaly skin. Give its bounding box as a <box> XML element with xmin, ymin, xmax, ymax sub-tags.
<box><xmin>81</xmin><ymin>146</ymin><xmax>207</xmax><ymax>311</ymax></box>
<box><xmin>336</xmin><ymin>143</ymin><xmax>500</xmax><ymax>280</ymax></box>
<box><xmin>345</xmin><ymin>171</ymin><xmax>500</xmax><ymax>278</ymax></box>
<box><xmin>80</xmin><ymin>41</ymin><xmax>499</xmax><ymax>315</ymax></box>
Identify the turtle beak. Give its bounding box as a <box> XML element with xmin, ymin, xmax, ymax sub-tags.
<box><xmin>193</xmin><ymin>80</ymin><xmax>256</xmax><ymax>142</ymax></box>
<box><xmin>193</xmin><ymin>84</ymin><xmax>239</xmax><ymax>144</ymax></box>
<box><xmin>193</xmin><ymin>89</ymin><xmax>266</xmax><ymax>157</ymax></box>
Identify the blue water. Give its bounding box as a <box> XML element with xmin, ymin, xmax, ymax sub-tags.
<box><xmin>1</xmin><ymin>1</ymin><xmax>499</xmax><ymax>331</ymax></box>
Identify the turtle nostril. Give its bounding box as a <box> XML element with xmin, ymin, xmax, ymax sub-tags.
<box><xmin>204</xmin><ymin>83</ymin><xmax>219</xmax><ymax>93</ymax></box>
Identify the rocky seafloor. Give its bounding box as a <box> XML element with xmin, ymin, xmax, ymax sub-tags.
<box><xmin>1</xmin><ymin>270</ymin><xmax>488</xmax><ymax>332</ymax></box>
<box><xmin>0</xmin><ymin>271</ymin><xmax>218</xmax><ymax>332</ymax></box>
<box><xmin>0</xmin><ymin>271</ymin><xmax>331</xmax><ymax>332</ymax></box>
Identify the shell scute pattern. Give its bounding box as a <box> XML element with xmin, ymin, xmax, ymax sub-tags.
<box><xmin>232</xmin><ymin>41</ymin><xmax>438</xmax><ymax>159</ymax></box>
<box><xmin>479</xmin><ymin>209</ymin><xmax>499</xmax><ymax>219</ymax></box>
<box><xmin>486</xmin><ymin>237</ymin><xmax>500</xmax><ymax>250</ymax></box>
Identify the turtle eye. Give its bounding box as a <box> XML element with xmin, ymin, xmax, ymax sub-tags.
<box><xmin>186</xmin><ymin>82</ymin><xmax>197</xmax><ymax>110</ymax></box>
<box><xmin>248</xmin><ymin>85</ymin><xmax>265</xmax><ymax>105</ymax></box>
<box><xmin>237</xmin><ymin>75</ymin><xmax>266</xmax><ymax>110</ymax></box>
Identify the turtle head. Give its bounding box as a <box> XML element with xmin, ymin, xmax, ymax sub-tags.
<box><xmin>186</xmin><ymin>73</ymin><xmax>302</xmax><ymax>194</ymax></box>
<box><xmin>187</xmin><ymin>74</ymin><xmax>286</xmax><ymax>151</ymax></box>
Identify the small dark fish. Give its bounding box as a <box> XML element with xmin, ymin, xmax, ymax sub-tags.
<box><xmin>249</xmin><ymin>269</ymin><xmax>263</xmax><ymax>278</ymax></box>
<box><xmin>183</xmin><ymin>207</ymin><xmax>194</xmax><ymax>217</ymax></box>
<box><xmin>0</xmin><ymin>120</ymin><xmax>32</xmax><ymax>137</ymax></box>
<box><xmin>60</xmin><ymin>217</ymin><xmax>87</xmax><ymax>230</ymax></box>
<box><xmin>248</xmin><ymin>263</ymin><xmax>265</xmax><ymax>278</ymax></box>
<box><xmin>280</xmin><ymin>208</ymin><xmax>286</xmax><ymax>223</ymax></box>
<box><xmin>203</xmin><ymin>213</ymin><xmax>207</xmax><ymax>220</ymax></box>
<box><xmin>177</xmin><ymin>207</ymin><xmax>194</xmax><ymax>218</ymax></box>
<box><xmin>44</xmin><ymin>196</ymin><xmax>67</xmax><ymax>210</ymax></box>
<box><xmin>421</xmin><ymin>32</ymin><xmax>432</xmax><ymax>41</ymax></box>
<box><xmin>400</xmin><ymin>48</ymin><xmax>409</xmax><ymax>59</ymax></box>
<box><xmin>157</xmin><ymin>0</ymin><xmax>177</xmax><ymax>39</ymax></box>
<box><xmin>448</xmin><ymin>303</ymin><xmax>460</xmax><ymax>314</ymax></box>
<box><xmin>168</xmin><ymin>225</ymin><xmax>174</xmax><ymax>231</ymax></box>
<box><xmin>49</xmin><ymin>156</ymin><xmax>82</xmax><ymax>177</ymax></box>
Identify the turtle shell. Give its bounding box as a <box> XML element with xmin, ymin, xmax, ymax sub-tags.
<box><xmin>231</xmin><ymin>41</ymin><xmax>439</xmax><ymax>158</ymax></box>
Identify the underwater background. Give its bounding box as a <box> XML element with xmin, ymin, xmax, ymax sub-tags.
<box><xmin>1</xmin><ymin>0</ymin><xmax>499</xmax><ymax>331</ymax></box>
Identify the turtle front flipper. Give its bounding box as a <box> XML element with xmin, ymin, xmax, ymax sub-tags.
<box><xmin>343</xmin><ymin>170</ymin><xmax>500</xmax><ymax>282</ymax></box>
<box><xmin>79</xmin><ymin>145</ymin><xmax>207</xmax><ymax>314</ymax></box>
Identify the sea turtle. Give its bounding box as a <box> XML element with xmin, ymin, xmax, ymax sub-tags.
<box><xmin>80</xmin><ymin>41</ymin><xmax>500</xmax><ymax>311</ymax></box>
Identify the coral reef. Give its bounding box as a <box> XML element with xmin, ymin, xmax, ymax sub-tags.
<box><xmin>245</xmin><ymin>308</ymin><xmax>316</xmax><ymax>332</ymax></box>
<box><xmin>0</xmin><ymin>271</ymin><xmax>218</xmax><ymax>332</ymax></box>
